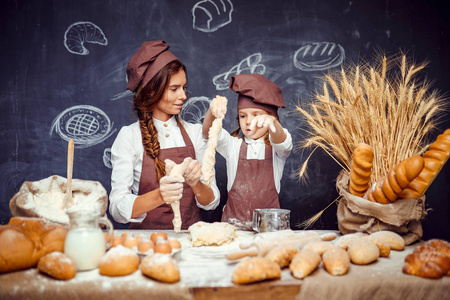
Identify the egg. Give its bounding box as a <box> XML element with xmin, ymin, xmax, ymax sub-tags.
<box><xmin>112</xmin><ymin>234</ymin><xmax>125</xmax><ymax>247</ymax></box>
<box><xmin>168</xmin><ymin>239</ymin><xmax>181</xmax><ymax>249</ymax></box>
<box><xmin>138</xmin><ymin>239</ymin><xmax>155</xmax><ymax>253</ymax></box>
<box><xmin>123</xmin><ymin>236</ymin><xmax>139</xmax><ymax>249</ymax></box>
<box><xmin>154</xmin><ymin>240</ymin><xmax>172</xmax><ymax>254</ymax></box>
<box><xmin>150</xmin><ymin>232</ymin><xmax>168</xmax><ymax>244</ymax></box>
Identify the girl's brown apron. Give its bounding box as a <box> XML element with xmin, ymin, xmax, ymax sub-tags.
<box><xmin>129</xmin><ymin>121</ymin><xmax>201</xmax><ymax>230</ymax></box>
<box><xmin>221</xmin><ymin>141</ymin><xmax>280</xmax><ymax>230</ymax></box>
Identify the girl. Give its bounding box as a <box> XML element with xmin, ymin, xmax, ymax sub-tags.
<box><xmin>109</xmin><ymin>40</ymin><xmax>220</xmax><ymax>229</ymax></box>
<box><xmin>203</xmin><ymin>73</ymin><xmax>292</xmax><ymax>230</ymax></box>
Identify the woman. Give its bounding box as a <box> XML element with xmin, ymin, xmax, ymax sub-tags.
<box><xmin>202</xmin><ymin>73</ymin><xmax>292</xmax><ymax>230</ymax></box>
<box><xmin>109</xmin><ymin>40</ymin><xmax>220</xmax><ymax>229</ymax></box>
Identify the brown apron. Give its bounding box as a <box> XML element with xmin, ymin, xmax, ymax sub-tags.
<box><xmin>221</xmin><ymin>141</ymin><xmax>280</xmax><ymax>230</ymax></box>
<box><xmin>129</xmin><ymin>120</ymin><xmax>201</xmax><ymax>230</ymax></box>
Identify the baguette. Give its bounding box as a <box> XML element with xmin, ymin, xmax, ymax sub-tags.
<box><xmin>232</xmin><ymin>257</ymin><xmax>281</xmax><ymax>284</ymax></box>
<box><xmin>265</xmin><ymin>246</ymin><xmax>299</xmax><ymax>268</ymax></box>
<box><xmin>367</xmin><ymin>156</ymin><xmax>424</xmax><ymax>203</ymax></box>
<box><xmin>349</xmin><ymin>143</ymin><xmax>374</xmax><ymax>197</ymax></box>
<box><xmin>400</xmin><ymin>129</ymin><xmax>450</xmax><ymax>199</ymax></box>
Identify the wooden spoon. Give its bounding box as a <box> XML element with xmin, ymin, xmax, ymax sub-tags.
<box><xmin>63</xmin><ymin>139</ymin><xmax>74</xmax><ymax>209</ymax></box>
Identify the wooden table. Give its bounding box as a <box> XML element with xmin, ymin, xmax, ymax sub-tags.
<box><xmin>1</xmin><ymin>230</ymin><xmax>449</xmax><ymax>300</ymax></box>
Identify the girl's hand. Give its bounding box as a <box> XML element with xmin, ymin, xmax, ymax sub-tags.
<box><xmin>159</xmin><ymin>175</ymin><xmax>184</xmax><ymax>203</ymax></box>
<box><xmin>249</xmin><ymin>115</ymin><xmax>277</xmax><ymax>133</ymax></box>
<box><xmin>210</xmin><ymin>96</ymin><xmax>228</xmax><ymax>118</ymax></box>
<box><xmin>182</xmin><ymin>157</ymin><xmax>202</xmax><ymax>187</ymax></box>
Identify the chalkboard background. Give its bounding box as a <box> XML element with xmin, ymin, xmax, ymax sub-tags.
<box><xmin>1</xmin><ymin>0</ymin><xmax>449</xmax><ymax>240</ymax></box>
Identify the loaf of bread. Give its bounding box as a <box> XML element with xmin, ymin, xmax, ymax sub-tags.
<box><xmin>289</xmin><ymin>250</ymin><xmax>321</xmax><ymax>279</ymax></box>
<box><xmin>265</xmin><ymin>246</ymin><xmax>299</xmax><ymax>268</ymax></box>
<box><xmin>409</xmin><ymin>239</ymin><xmax>450</xmax><ymax>276</ymax></box>
<box><xmin>335</xmin><ymin>232</ymin><xmax>368</xmax><ymax>250</ymax></box>
<box><xmin>37</xmin><ymin>252</ymin><xmax>76</xmax><ymax>280</ymax></box>
<box><xmin>403</xmin><ymin>251</ymin><xmax>450</xmax><ymax>278</ymax></box>
<box><xmin>370</xmin><ymin>231</ymin><xmax>405</xmax><ymax>251</ymax></box>
<box><xmin>367</xmin><ymin>156</ymin><xmax>424</xmax><ymax>203</ymax></box>
<box><xmin>0</xmin><ymin>217</ymin><xmax>68</xmax><ymax>273</ymax></box>
<box><xmin>349</xmin><ymin>143</ymin><xmax>374</xmax><ymax>197</ymax></box>
<box><xmin>302</xmin><ymin>241</ymin><xmax>334</xmax><ymax>256</ymax></box>
<box><xmin>232</xmin><ymin>257</ymin><xmax>281</xmax><ymax>284</ymax></box>
<box><xmin>98</xmin><ymin>245</ymin><xmax>140</xmax><ymax>277</ymax></box>
<box><xmin>348</xmin><ymin>238</ymin><xmax>380</xmax><ymax>265</ymax></box>
<box><xmin>322</xmin><ymin>246</ymin><xmax>350</xmax><ymax>276</ymax></box>
<box><xmin>400</xmin><ymin>129</ymin><xmax>450</xmax><ymax>199</ymax></box>
<box><xmin>140</xmin><ymin>253</ymin><xmax>180</xmax><ymax>283</ymax></box>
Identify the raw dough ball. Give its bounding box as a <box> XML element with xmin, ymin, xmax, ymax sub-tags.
<box><xmin>188</xmin><ymin>221</ymin><xmax>237</xmax><ymax>247</ymax></box>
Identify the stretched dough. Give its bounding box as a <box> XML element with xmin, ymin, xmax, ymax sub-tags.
<box><xmin>202</xmin><ymin>96</ymin><xmax>228</xmax><ymax>187</ymax></box>
<box><xmin>167</xmin><ymin>162</ymin><xmax>186</xmax><ymax>232</ymax></box>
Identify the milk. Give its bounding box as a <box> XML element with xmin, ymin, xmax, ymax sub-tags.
<box><xmin>64</xmin><ymin>227</ymin><xmax>106</xmax><ymax>271</ymax></box>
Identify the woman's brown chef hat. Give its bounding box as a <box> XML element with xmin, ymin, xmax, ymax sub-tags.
<box><xmin>229</xmin><ymin>73</ymin><xmax>285</xmax><ymax>115</ymax></box>
<box><xmin>126</xmin><ymin>40</ymin><xmax>178</xmax><ymax>92</ymax></box>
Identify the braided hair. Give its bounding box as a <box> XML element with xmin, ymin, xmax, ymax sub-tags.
<box><xmin>133</xmin><ymin>59</ymin><xmax>187</xmax><ymax>180</ymax></box>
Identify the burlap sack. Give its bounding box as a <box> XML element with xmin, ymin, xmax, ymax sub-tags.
<box><xmin>336</xmin><ymin>170</ymin><xmax>427</xmax><ymax>245</ymax></box>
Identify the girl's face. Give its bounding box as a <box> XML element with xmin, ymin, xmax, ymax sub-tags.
<box><xmin>238</xmin><ymin>108</ymin><xmax>269</xmax><ymax>139</ymax></box>
<box><xmin>152</xmin><ymin>70</ymin><xmax>187</xmax><ymax>121</ymax></box>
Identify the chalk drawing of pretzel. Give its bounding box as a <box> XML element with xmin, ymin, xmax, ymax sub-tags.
<box><xmin>50</xmin><ymin>105</ymin><xmax>116</xmax><ymax>148</ymax></box>
<box><xmin>64</xmin><ymin>21</ymin><xmax>108</xmax><ymax>55</ymax></box>
<box><xmin>212</xmin><ymin>53</ymin><xmax>266</xmax><ymax>90</ymax></box>
<box><xmin>192</xmin><ymin>0</ymin><xmax>233</xmax><ymax>33</ymax></box>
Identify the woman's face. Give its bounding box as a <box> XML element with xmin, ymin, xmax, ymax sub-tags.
<box><xmin>238</xmin><ymin>108</ymin><xmax>269</xmax><ymax>139</ymax></box>
<box><xmin>152</xmin><ymin>70</ymin><xmax>187</xmax><ymax>121</ymax></box>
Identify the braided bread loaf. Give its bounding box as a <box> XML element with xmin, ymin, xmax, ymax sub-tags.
<box><xmin>399</xmin><ymin>129</ymin><xmax>450</xmax><ymax>199</ymax></box>
<box><xmin>349</xmin><ymin>143</ymin><xmax>374</xmax><ymax>197</ymax></box>
<box><xmin>367</xmin><ymin>156</ymin><xmax>424</xmax><ymax>203</ymax></box>
<box><xmin>403</xmin><ymin>239</ymin><xmax>450</xmax><ymax>278</ymax></box>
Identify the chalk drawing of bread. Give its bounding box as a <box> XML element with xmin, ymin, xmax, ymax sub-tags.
<box><xmin>212</xmin><ymin>53</ymin><xmax>266</xmax><ymax>90</ymax></box>
<box><xmin>50</xmin><ymin>105</ymin><xmax>116</xmax><ymax>148</ymax></box>
<box><xmin>64</xmin><ymin>21</ymin><xmax>108</xmax><ymax>55</ymax></box>
<box><xmin>293</xmin><ymin>42</ymin><xmax>345</xmax><ymax>72</ymax></box>
<box><xmin>192</xmin><ymin>0</ymin><xmax>233</xmax><ymax>33</ymax></box>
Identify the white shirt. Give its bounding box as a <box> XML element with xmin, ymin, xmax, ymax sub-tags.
<box><xmin>109</xmin><ymin>116</ymin><xmax>220</xmax><ymax>224</ymax></box>
<box><xmin>215</xmin><ymin>128</ymin><xmax>293</xmax><ymax>192</ymax></box>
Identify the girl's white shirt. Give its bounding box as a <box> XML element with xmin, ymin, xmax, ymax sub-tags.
<box><xmin>109</xmin><ymin>116</ymin><xmax>220</xmax><ymax>224</ymax></box>
<box><xmin>215</xmin><ymin>128</ymin><xmax>293</xmax><ymax>192</ymax></box>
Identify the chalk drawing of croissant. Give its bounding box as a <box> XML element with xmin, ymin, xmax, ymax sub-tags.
<box><xmin>180</xmin><ymin>96</ymin><xmax>211</xmax><ymax>124</ymax></box>
<box><xmin>212</xmin><ymin>53</ymin><xmax>266</xmax><ymax>90</ymax></box>
<box><xmin>192</xmin><ymin>0</ymin><xmax>233</xmax><ymax>33</ymax></box>
<box><xmin>64</xmin><ymin>21</ymin><xmax>108</xmax><ymax>55</ymax></box>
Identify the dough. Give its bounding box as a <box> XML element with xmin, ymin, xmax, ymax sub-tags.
<box><xmin>188</xmin><ymin>221</ymin><xmax>237</xmax><ymax>247</ymax></box>
<box><xmin>167</xmin><ymin>161</ymin><xmax>186</xmax><ymax>232</ymax></box>
<box><xmin>202</xmin><ymin>96</ymin><xmax>227</xmax><ymax>187</ymax></box>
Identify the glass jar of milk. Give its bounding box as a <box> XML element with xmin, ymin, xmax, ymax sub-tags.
<box><xmin>64</xmin><ymin>210</ymin><xmax>113</xmax><ymax>271</ymax></box>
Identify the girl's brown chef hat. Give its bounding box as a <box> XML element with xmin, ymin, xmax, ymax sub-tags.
<box><xmin>229</xmin><ymin>73</ymin><xmax>285</xmax><ymax>115</ymax></box>
<box><xmin>126</xmin><ymin>40</ymin><xmax>178</xmax><ymax>92</ymax></box>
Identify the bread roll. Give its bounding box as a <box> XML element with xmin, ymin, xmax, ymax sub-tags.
<box><xmin>302</xmin><ymin>241</ymin><xmax>334</xmax><ymax>256</ymax></box>
<box><xmin>349</xmin><ymin>143</ymin><xmax>374</xmax><ymax>197</ymax></box>
<box><xmin>289</xmin><ymin>250</ymin><xmax>321</xmax><ymax>279</ymax></box>
<box><xmin>265</xmin><ymin>246</ymin><xmax>299</xmax><ymax>268</ymax></box>
<box><xmin>38</xmin><ymin>252</ymin><xmax>76</xmax><ymax>280</ymax></box>
<box><xmin>141</xmin><ymin>253</ymin><xmax>180</xmax><ymax>283</ymax></box>
<box><xmin>362</xmin><ymin>236</ymin><xmax>390</xmax><ymax>257</ymax></box>
<box><xmin>400</xmin><ymin>129</ymin><xmax>450</xmax><ymax>198</ymax></box>
<box><xmin>98</xmin><ymin>245</ymin><xmax>140</xmax><ymax>277</ymax></box>
<box><xmin>348</xmin><ymin>238</ymin><xmax>380</xmax><ymax>265</ymax></box>
<box><xmin>367</xmin><ymin>156</ymin><xmax>424</xmax><ymax>203</ymax></box>
<box><xmin>232</xmin><ymin>257</ymin><xmax>281</xmax><ymax>284</ymax></box>
<box><xmin>322</xmin><ymin>246</ymin><xmax>350</xmax><ymax>276</ymax></box>
<box><xmin>370</xmin><ymin>231</ymin><xmax>405</xmax><ymax>251</ymax></box>
<box><xmin>0</xmin><ymin>217</ymin><xmax>68</xmax><ymax>273</ymax></box>
<box><xmin>335</xmin><ymin>232</ymin><xmax>368</xmax><ymax>250</ymax></box>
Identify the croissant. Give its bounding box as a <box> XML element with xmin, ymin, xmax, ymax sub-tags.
<box><xmin>400</xmin><ymin>129</ymin><xmax>450</xmax><ymax>199</ymax></box>
<box><xmin>349</xmin><ymin>143</ymin><xmax>374</xmax><ymax>197</ymax></box>
<box><xmin>367</xmin><ymin>156</ymin><xmax>424</xmax><ymax>203</ymax></box>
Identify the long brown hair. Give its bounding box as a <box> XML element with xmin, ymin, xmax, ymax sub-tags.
<box><xmin>133</xmin><ymin>59</ymin><xmax>187</xmax><ymax>180</ymax></box>
<box><xmin>231</xmin><ymin>111</ymin><xmax>279</xmax><ymax>146</ymax></box>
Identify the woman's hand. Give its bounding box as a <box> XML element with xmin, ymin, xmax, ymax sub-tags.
<box><xmin>182</xmin><ymin>157</ymin><xmax>202</xmax><ymax>187</ymax></box>
<box><xmin>159</xmin><ymin>175</ymin><xmax>184</xmax><ymax>203</ymax></box>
